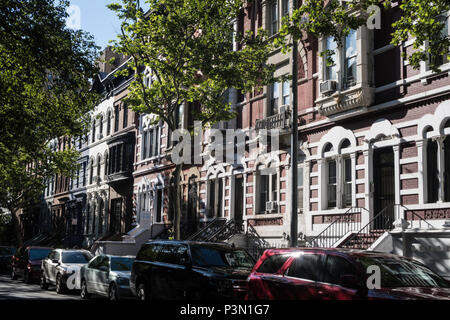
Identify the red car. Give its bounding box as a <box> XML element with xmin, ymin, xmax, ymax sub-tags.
<box><xmin>11</xmin><ymin>246</ymin><xmax>53</xmax><ymax>284</ymax></box>
<box><xmin>246</xmin><ymin>248</ymin><xmax>450</xmax><ymax>300</ymax></box>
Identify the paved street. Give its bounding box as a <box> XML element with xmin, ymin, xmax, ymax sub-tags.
<box><xmin>0</xmin><ymin>275</ymin><xmax>80</xmax><ymax>300</ymax></box>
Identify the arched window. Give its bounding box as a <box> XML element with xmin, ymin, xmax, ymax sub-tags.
<box><xmin>207</xmin><ymin>175</ymin><xmax>224</xmax><ymax>218</ymax></box>
<box><xmin>98</xmin><ymin>200</ymin><xmax>104</xmax><ymax>235</ymax></box>
<box><xmin>92</xmin><ymin>119</ymin><xmax>96</xmax><ymax>143</ymax></box>
<box><xmin>97</xmin><ymin>156</ymin><xmax>101</xmax><ymax>182</ymax></box>
<box><xmin>99</xmin><ymin>115</ymin><xmax>103</xmax><ymax>138</ymax></box>
<box><xmin>89</xmin><ymin>159</ymin><xmax>94</xmax><ymax>185</ymax></box>
<box><xmin>107</xmin><ymin>111</ymin><xmax>112</xmax><ymax>136</ymax></box>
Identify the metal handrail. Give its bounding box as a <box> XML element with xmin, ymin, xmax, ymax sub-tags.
<box><xmin>340</xmin><ymin>204</ymin><xmax>406</xmax><ymax>249</ymax></box>
<box><xmin>186</xmin><ymin>217</ymin><xmax>227</xmax><ymax>241</ymax></box>
<box><xmin>307</xmin><ymin>207</ymin><xmax>369</xmax><ymax>248</ymax></box>
<box><xmin>404</xmin><ymin>210</ymin><xmax>436</xmax><ymax>229</ymax></box>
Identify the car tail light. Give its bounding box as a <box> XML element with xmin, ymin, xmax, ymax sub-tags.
<box><xmin>27</xmin><ymin>263</ymin><xmax>32</xmax><ymax>270</ymax></box>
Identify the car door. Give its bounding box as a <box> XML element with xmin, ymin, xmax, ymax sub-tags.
<box><xmin>249</xmin><ymin>254</ymin><xmax>291</xmax><ymax>300</ymax></box>
<box><xmin>96</xmin><ymin>256</ymin><xmax>110</xmax><ymax>295</ymax></box>
<box><xmin>85</xmin><ymin>256</ymin><xmax>101</xmax><ymax>292</ymax></box>
<box><xmin>316</xmin><ymin>254</ymin><xmax>362</xmax><ymax>300</ymax></box>
<box><xmin>281</xmin><ymin>253</ymin><xmax>324</xmax><ymax>300</ymax></box>
<box><xmin>48</xmin><ymin>251</ymin><xmax>60</xmax><ymax>283</ymax></box>
<box><xmin>165</xmin><ymin>244</ymin><xmax>190</xmax><ymax>300</ymax></box>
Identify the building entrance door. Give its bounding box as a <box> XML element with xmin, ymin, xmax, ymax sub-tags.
<box><xmin>233</xmin><ymin>175</ymin><xmax>244</xmax><ymax>227</ymax></box>
<box><xmin>110</xmin><ymin>198</ymin><xmax>122</xmax><ymax>234</ymax></box>
<box><xmin>373</xmin><ymin>147</ymin><xmax>395</xmax><ymax>229</ymax></box>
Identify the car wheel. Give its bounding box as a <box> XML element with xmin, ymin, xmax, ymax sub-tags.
<box><xmin>109</xmin><ymin>283</ymin><xmax>118</xmax><ymax>301</ymax></box>
<box><xmin>136</xmin><ymin>283</ymin><xmax>149</xmax><ymax>301</ymax></box>
<box><xmin>40</xmin><ymin>275</ymin><xmax>49</xmax><ymax>290</ymax></box>
<box><xmin>80</xmin><ymin>280</ymin><xmax>90</xmax><ymax>300</ymax></box>
<box><xmin>11</xmin><ymin>269</ymin><xmax>17</xmax><ymax>280</ymax></box>
<box><xmin>23</xmin><ymin>270</ymin><xmax>30</xmax><ymax>284</ymax></box>
<box><xmin>55</xmin><ymin>274</ymin><xmax>66</xmax><ymax>294</ymax></box>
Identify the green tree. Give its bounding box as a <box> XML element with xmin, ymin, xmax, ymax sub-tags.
<box><xmin>108</xmin><ymin>0</ymin><xmax>277</xmax><ymax>239</ymax></box>
<box><xmin>277</xmin><ymin>0</ymin><xmax>450</xmax><ymax>72</ymax></box>
<box><xmin>0</xmin><ymin>0</ymin><xmax>100</xmax><ymax>246</ymax></box>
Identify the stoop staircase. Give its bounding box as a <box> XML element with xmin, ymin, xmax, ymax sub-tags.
<box><xmin>308</xmin><ymin>204</ymin><xmax>434</xmax><ymax>250</ymax></box>
<box><xmin>186</xmin><ymin>217</ymin><xmax>272</xmax><ymax>259</ymax></box>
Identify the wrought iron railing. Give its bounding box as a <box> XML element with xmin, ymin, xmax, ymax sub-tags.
<box><xmin>338</xmin><ymin>204</ymin><xmax>435</xmax><ymax>249</ymax></box>
<box><xmin>255</xmin><ymin>111</ymin><xmax>290</xmax><ymax>131</ymax></box>
<box><xmin>307</xmin><ymin>207</ymin><xmax>369</xmax><ymax>248</ymax></box>
<box><xmin>186</xmin><ymin>217</ymin><xmax>228</xmax><ymax>241</ymax></box>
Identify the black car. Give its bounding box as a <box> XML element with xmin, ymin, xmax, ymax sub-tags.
<box><xmin>11</xmin><ymin>246</ymin><xmax>53</xmax><ymax>283</ymax></box>
<box><xmin>131</xmin><ymin>240</ymin><xmax>255</xmax><ymax>300</ymax></box>
<box><xmin>0</xmin><ymin>247</ymin><xmax>15</xmax><ymax>274</ymax></box>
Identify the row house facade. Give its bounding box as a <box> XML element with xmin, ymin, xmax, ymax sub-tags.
<box><xmin>27</xmin><ymin>1</ymin><xmax>450</xmax><ymax>249</ymax></box>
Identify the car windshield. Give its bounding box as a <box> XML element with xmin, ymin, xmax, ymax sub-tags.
<box><xmin>29</xmin><ymin>249</ymin><xmax>52</xmax><ymax>261</ymax></box>
<box><xmin>62</xmin><ymin>251</ymin><xmax>93</xmax><ymax>264</ymax></box>
<box><xmin>356</xmin><ymin>256</ymin><xmax>450</xmax><ymax>288</ymax></box>
<box><xmin>111</xmin><ymin>257</ymin><xmax>134</xmax><ymax>271</ymax></box>
<box><xmin>190</xmin><ymin>246</ymin><xmax>254</xmax><ymax>269</ymax></box>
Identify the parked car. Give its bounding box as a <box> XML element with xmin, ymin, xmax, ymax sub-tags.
<box><xmin>246</xmin><ymin>248</ymin><xmax>450</xmax><ymax>300</ymax></box>
<box><xmin>40</xmin><ymin>249</ymin><xmax>93</xmax><ymax>294</ymax></box>
<box><xmin>11</xmin><ymin>246</ymin><xmax>53</xmax><ymax>283</ymax></box>
<box><xmin>131</xmin><ymin>240</ymin><xmax>255</xmax><ymax>300</ymax></box>
<box><xmin>0</xmin><ymin>247</ymin><xmax>15</xmax><ymax>274</ymax></box>
<box><xmin>79</xmin><ymin>255</ymin><xmax>135</xmax><ymax>300</ymax></box>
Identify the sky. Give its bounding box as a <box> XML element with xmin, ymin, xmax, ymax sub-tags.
<box><xmin>68</xmin><ymin>0</ymin><xmax>123</xmax><ymax>50</ymax></box>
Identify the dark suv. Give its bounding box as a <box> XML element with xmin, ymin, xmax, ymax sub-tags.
<box><xmin>131</xmin><ymin>240</ymin><xmax>255</xmax><ymax>300</ymax></box>
<box><xmin>11</xmin><ymin>246</ymin><xmax>52</xmax><ymax>283</ymax></box>
<box><xmin>247</xmin><ymin>248</ymin><xmax>450</xmax><ymax>300</ymax></box>
<box><xmin>0</xmin><ymin>247</ymin><xmax>15</xmax><ymax>274</ymax></box>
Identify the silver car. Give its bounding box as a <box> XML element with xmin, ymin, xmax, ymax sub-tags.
<box><xmin>80</xmin><ymin>255</ymin><xmax>135</xmax><ymax>300</ymax></box>
<box><xmin>41</xmin><ymin>249</ymin><xmax>93</xmax><ymax>293</ymax></box>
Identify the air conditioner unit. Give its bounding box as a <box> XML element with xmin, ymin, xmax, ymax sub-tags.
<box><xmin>266</xmin><ymin>201</ymin><xmax>278</xmax><ymax>213</ymax></box>
<box><xmin>320</xmin><ymin>80</ymin><xmax>337</xmax><ymax>95</ymax></box>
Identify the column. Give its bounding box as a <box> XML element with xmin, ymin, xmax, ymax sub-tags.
<box><xmin>437</xmin><ymin>136</ymin><xmax>445</xmax><ymax>203</ymax></box>
<box><xmin>363</xmin><ymin>147</ymin><xmax>372</xmax><ymax>226</ymax></box>
<box><xmin>417</xmin><ymin>139</ymin><xmax>426</xmax><ymax>204</ymax></box>
<box><xmin>393</xmin><ymin>144</ymin><xmax>401</xmax><ymax>219</ymax></box>
<box><xmin>350</xmin><ymin>152</ymin><xmax>357</xmax><ymax>208</ymax></box>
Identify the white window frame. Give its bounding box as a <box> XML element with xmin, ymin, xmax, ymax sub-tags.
<box><xmin>207</xmin><ymin>177</ymin><xmax>225</xmax><ymax>217</ymax></box>
<box><xmin>256</xmin><ymin>166</ymin><xmax>279</xmax><ymax>214</ymax></box>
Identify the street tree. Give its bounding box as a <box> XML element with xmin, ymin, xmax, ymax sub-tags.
<box><xmin>0</xmin><ymin>0</ymin><xmax>100</xmax><ymax>246</ymax></box>
<box><xmin>108</xmin><ymin>0</ymin><xmax>277</xmax><ymax>240</ymax></box>
<box><xmin>277</xmin><ymin>0</ymin><xmax>450</xmax><ymax>72</ymax></box>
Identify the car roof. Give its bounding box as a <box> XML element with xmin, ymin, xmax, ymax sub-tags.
<box><xmin>263</xmin><ymin>247</ymin><xmax>414</xmax><ymax>260</ymax></box>
<box><xmin>26</xmin><ymin>246</ymin><xmax>53</xmax><ymax>250</ymax></box>
<box><xmin>144</xmin><ymin>240</ymin><xmax>237</xmax><ymax>250</ymax></box>
<box><xmin>55</xmin><ymin>249</ymin><xmax>91</xmax><ymax>253</ymax></box>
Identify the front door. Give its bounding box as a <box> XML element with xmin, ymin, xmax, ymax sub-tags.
<box><xmin>234</xmin><ymin>176</ymin><xmax>244</xmax><ymax>226</ymax></box>
<box><xmin>373</xmin><ymin>147</ymin><xmax>395</xmax><ymax>229</ymax></box>
<box><xmin>187</xmin><ymin>177</ymin><xmax>198</xmax><ymax>237</ymax></box>
<box><xmin>110</xmin><ymin>198</ymin><xmax>122</xmax><ymax>234</ymax></box>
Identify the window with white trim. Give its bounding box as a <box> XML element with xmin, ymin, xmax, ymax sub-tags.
<box><xmin>269</xmin><ymin>0</ymin><xmax>279</xmax><ymax>36</ymax></box>
<box><xmin>269</xmin><ymin>80</ymin><xmax>290</xmax><ymax>115</ymax></box>
<box><xmin>256</xmin><ymin>165</ymin><xmax>278</xmax><ymax>214</ymax></box>
<box><xmin>428</xmin><ymin>13</ymin><xmax>449</xmax><ymax>68</ymax></box>
<box><xmin>142</xmin><ymin>125</ymin><xmax>160</xmax><ymax>160</ymax></box>
<box><xmin>207</xmin><ymin>177</ymin><xmax>224</xmax><ymax>218</ymax></box>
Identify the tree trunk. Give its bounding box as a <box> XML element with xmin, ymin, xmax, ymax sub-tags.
<box><xmin>173</xmin><ymin>164</ymin><xmax>182</xmax><ymax>240</ymax></box>
<box><xmin>8</xmin><ymin>207</ymin><xmax>23</xmax><ymax>248</ymax></box>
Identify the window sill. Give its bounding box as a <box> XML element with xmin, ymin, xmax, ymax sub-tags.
<box><xmin>246</xmin><ymin>213</ymin><xmax>283</xmax><ymax>220</ymax></box>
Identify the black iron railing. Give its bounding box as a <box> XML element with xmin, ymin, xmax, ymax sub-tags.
<box><xmin>255</xmin><ymin>111</ymin><xmax>290</xmax><ymax>131</ymax></box>
<box><xmin>186</xmin><ymin>217</ymin><xmax>228</xmax><ymax>241</ymax></box>
<box><xmin>338</xmin><ymin>204</ymin><xmax>433</xmax><ymax>249</ymax></box>
<box><xmin>307</xmin><ymin>207</ymin><xmax>369</xmax><ymax>248</ymax></box>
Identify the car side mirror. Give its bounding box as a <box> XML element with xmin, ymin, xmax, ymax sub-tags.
<box><xmin>340</xmin><ymin>274</ymin><xmax>364</xmax><ymax>290</ymax></box>
<box><xmin>52</xmin><ymin>259</ymin><xmax>59</xmax><ymax>264</ymax></box>
<box><xmin>99</xmin><ymin>266</ymin><xmax>108</xmax><ymax>272</ymax></box>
